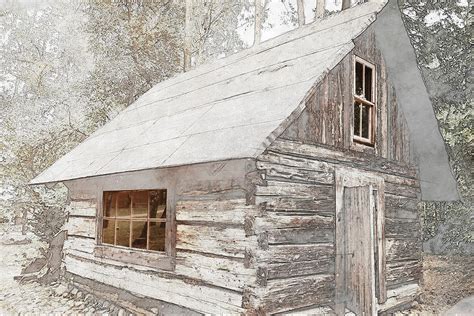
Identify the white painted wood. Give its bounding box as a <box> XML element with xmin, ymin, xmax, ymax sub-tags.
<box><xmin>377</xmin><ymin>283</ymin><xmax>419</xmax><ymax>312</ymax></box>
<box><xmin>64</xmin><ymin>254</ymin><xmax>244</xmax><ymax>314</ymax></box>
<box><xmin>175</xmin><ymin>252</ymin><xmax>255</xmax><ymax>291</ymax></box>
<box><xmin>67</xmin><ymin>200</ymin><xmax>97</xmax><ymax>217</ymax></box>
<box><xmin>176</xmin><ymin>225</ymin><xmax>257</xmax><ymax>258</ymax></box>
<box><xmin>176</xmin><ymin>199</ymin><xmax>253</xmax><ymax>224</ymax></box>
<box><xmin>64</xmin><ymin>236</ymin><xmax>95</xmax><ymax>254</ymax></box>
<box><xmin>65</xmin><ymin>217</ymin><xmax>96</xmax><ymax>238</ymax></box>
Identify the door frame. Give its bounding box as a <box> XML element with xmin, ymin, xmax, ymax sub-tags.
<box><xmin>334</xmin><ymin>167</ymin><xmax>386</xmax><ymax>315</ymax></box>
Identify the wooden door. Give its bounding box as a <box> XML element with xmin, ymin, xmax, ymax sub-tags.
<box><xmin>342</xmin><ymin>186</ymin><xmax>375</xmax><ymax>315</ymax></box>
<box><xmin>335</xmin><ymin>169</ymin><xmax>386</xmax><ymax>316</ymax></box>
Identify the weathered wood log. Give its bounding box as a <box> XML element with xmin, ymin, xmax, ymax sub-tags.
<box><xmin>94</xmin><ymin>246</ymin><xmax>174</xmax><ymax>271</ymax></box>
<box><xmin>385</xmin><ymin>182</ymin><xmax>420</xmax><ymax>199</ymax></box>
<box><xmin>258</xmin><ymin>152</ymin><xmax>334</xmax><ymax>173</ymax></box>
<box><xmin>266</xmin><ymin>227</ymin><xmax>334</xmax><ymax>245</ymax></box>
<box><xmin>64</xmin><ymin>235</ymin><xmax>96</xmax><ymax>254</ymax></box>
<box><xmin>257</xmin><ymin>161</ymin><xmax>334</xmax><ymax>185</ymax></box>
<box><xmin>175</xmin><ymin>251</ymin><xmax>255</xmax><ymax>291</ymax></box>
<box><xmin>256</xmin><ymin>243</ymin><xmax>334</xmax><ymax>264</ymax></box>
<box><xmin>266</xmin><ymin>257</ymin><xmax>334</xmax><ymax>280</ymax></box>
<box><xmin>257</xmin><ymin>274</ymin><xmax>334</xmax><ymax>314</ymax></box>
<box><xmin>386</xmin><ymin>238</ymin><xmax>422</xmax><ymax>262</ymax></box>
<box><xmin>386</xmin><ymin>260</ymin><xmax>422</xmax><ymax>288</ymax></box>
<box><xmin>255</xmin><ymin>195</ymin><xmax>334</xmax><ymax>214</ymax></box>
<box><xmin>176</xmin><ymin>224</ymin><xmax>257</xmax><ymax>258</ymax></box>
<box><xmin>254</xmin><ymin>213</ymin><xmax>333</xmax><ymax>232</ymax></box>
<box><xmin>378</xmin><ymin>283</ymin><xmax>419</xmax><ymax>313</ymax></box>
<box><xmin>385</xmin><ymin>194</ymin><xmax>419</xmax><ymax>219</ymax></box>
<box><xmin>256</xmin><ymin>180</ymin><xmax>333</xmax><ymax>198</ymax></box>
<box><xmin>64</xmin><ymin>254</ymin><xmax>244</xmax><ymax>314</ymax></box>
<box><xmin>176</xmin><ymin>198</ymin><xmax>254</xmax><ymax>225</ymax></box>
<box><xmin>385</xmin><ymin>218</ymin><xmax>421</xmax><ymax>239</ymax></box>
<box><xmin>268</xmin><ymin>139</ymin><xmax>416</xmax><ymax>178</ymax></box>
<box><xmin>67</xmin><ymin>200</ymin><xmax>97</xmax><ymax>217</ymax></box>
<box><xmin>65</xmin><ymin>217</ymin><xmax>96</xmax><ymax>238</ymax></box>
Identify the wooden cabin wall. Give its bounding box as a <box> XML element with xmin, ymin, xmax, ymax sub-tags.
<box><xmin>252</xmin><ymin>139</ymin><xmax>422</xmax><ymax>314</ymax></box>
<box><xmin>281</xmin><ymin>28</ymin><xmax>412</xmax><ymax>166</ymax></box>
<box><xmin>61</xmin><ymin>159</ymin><xmax>261</xmax><ymax>314</ymax></box>
<box><xmin>251</xmin><ymin>29</ymin><xmax>422</xmax><ymax>314</ymax></box>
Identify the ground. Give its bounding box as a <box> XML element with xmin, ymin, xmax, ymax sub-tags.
<box><xmin>0</xmin><ymin>224</ymin><xmax>472</xmax><ymax>315</ymax></box>
<box><xmin>0</xmin><ymin>224</ymin><xmax>125</xmax><ymax>315</ymax></box>
<box><xmin>417</xmin><ymin>255</ymin><xmax>474</xmax><ymax>315</ymax></box>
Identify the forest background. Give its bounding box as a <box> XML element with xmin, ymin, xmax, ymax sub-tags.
<box><xmin>0</xmin><ymin>0</ymin><xmax>472</xmax><ymax>254</ymax></box>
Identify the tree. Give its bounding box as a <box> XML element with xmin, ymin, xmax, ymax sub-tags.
<box><xmin>184</xmin><ymin>0</ymin><xmax>193</xmax><ymax>71</ymax></box>
<box><xmin>296</xmin><ymin>0</ymin><xmax>305</xmax><ymax>26</ymax></box>
<box><xmin>82</xmin><ymin>1</ymin><xmax>184</xmax><ymax>129</ymax></box>
<box><xmin>0</xmin><ymin>0</ymin><xmax>90</xmax><ymax>240</ymax></box>
<box><xmin>187</xmin><ymin>0</ymin><xmax>249</xmax><ymax>65</ymax></box>
<box><xmin>342</xmin><ymin>0</ymin><xmax>351</xmax><ymax>11</ymax></box>
<box><xmin>315</xmin><ymin>0</ymin><xmax>325</xmax><ymax>18</ymax></box>
<box><xmin>254</xmin><ymin>0</ymin><xmax>263</xmax><ymax>45</ymax></box>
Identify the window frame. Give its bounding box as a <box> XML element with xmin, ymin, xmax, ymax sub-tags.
<box><xmin>353</xmin><ymin>56</ymin><xmax>376</xmax><ymax>146</ymax></box>
<box><xmin>94</xmin><ymin>187</ymin><xmax>176</xmax><ymax>271</ymax></box>
<box><xmin>101</xmin><ymin>190</ymin><xmax>168</xmax><ymax>252</ymax></box>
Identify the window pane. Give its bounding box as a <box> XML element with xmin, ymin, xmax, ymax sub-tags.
<box><xmin>117</xmin><ymin>192</ymin><xmax>131</xmax><ymax>219</ymax></box>
<box><xmin>149</xmin><ymin>221</ymin><xmax>166</xmax><ymax>251</ymax></box>
<box><xmin>116</xmin><ymin>220</ymin><xmax>130</xmax><ymax>247</ymax></box>
<box><xmin>132</xmin><ymin>191</ymin><xmax>148</xmax><ymax>219</ymax></box>
<box><xmin>102</xmin><ymin>219</ymin><xmax>115</xmax><ymax>245</ymax></box>
<box><xmin>354</xmin><ymin>102</ymin><xmax>361</xmax><ymax>137</ymax></box>
<box><xmin>362</xmin><ymin>104</ymin><xmax>370</xmax><ymax>139</ymax></box>
<box><xmin>103</xmin><ymin>192</ymin><xmax>116</xmax><ymax>218</ymax></box>
<box><xmin>150</xmin><ymin>190</ymin><xmax>167</xmax><ymax>220</ymax></box>
<box><xmin>355</xmin><ymin>62</ymin><xmax>363</xmax><ymax>96</ymax></box>
<box><xmin>131</xmin><ymin>221</ymin><xmax>147</xmax><ymax>249</ymax></box>
<box><xmin>365</xmin><ymin>66</ymin><xmax>373</xmax><ymax>101</ymax></box>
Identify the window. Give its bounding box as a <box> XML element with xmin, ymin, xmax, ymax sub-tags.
<box><xmin>101</xmin><ymin>190</ymin><xmax>167</xmax><ymax>252</ymax></box>
<box><xmin>353</xmin><ymin>58</ymin><xmax>375</xmax><ymax>145</ymax></box>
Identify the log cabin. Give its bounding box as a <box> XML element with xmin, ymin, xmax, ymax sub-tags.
<box><xmin>31</xmin><ymin>0</ymin><xmax>459</xmax><ymax>315</ymax></box>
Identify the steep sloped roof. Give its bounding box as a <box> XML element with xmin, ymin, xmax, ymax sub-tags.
<box><xmin>32</xmin><ymin>0</ymin><xmax>387</xmax><ymax>184</ymax></box>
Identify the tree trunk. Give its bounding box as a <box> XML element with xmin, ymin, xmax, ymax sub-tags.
<box><xmin>297</xmin><ymin>0</ymin><xmax>305</xmax><ymax>26</ymax></box>
<box><xmin>184</xmin><ymin>0</ymin><xmax>192</xmax><ymax>71</ymax></box>
<box><xmin>342</xmin><ymin>0</ymin><xmax>351</xmax><ymax>10</ymax></box>
<box><xmin>254</xmin><ymin>0</ymin><xmax>263</xmax><ymax>45</ymax></box>
<box><xmin>315</xmin><ymin>0</ymin><xmax>325</xmax><ymax>19</ymax></box>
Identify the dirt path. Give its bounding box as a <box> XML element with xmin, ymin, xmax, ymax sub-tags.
<box><xmin>0</xmin><ymin>225</ymin><xmax>100</xmax><ymax>315</ymax></box>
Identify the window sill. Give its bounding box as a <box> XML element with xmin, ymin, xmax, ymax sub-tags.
<box><xmin>351</xmin><ymin>139</ymin><xmax>376</xmax><ymax>154</ymax></box>
<box><xmin>94</xmin><ymin>245</ymin><xmax>174</xmax><ymax>271</ymax></box>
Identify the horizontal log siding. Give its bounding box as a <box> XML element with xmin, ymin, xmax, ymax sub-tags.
<box><xmin>63</xmin><ymin>161</ymin><xmax>259</xmax><ymax>314</ymax></box>
<box><xmin>253</xmin><ymin>138</ymin><xmax>421</xmax><ymax>314</ymax></box>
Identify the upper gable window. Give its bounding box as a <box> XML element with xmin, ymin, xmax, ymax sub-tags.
<box><xmin>353</xmin><ymin>57</ymin><xmax>376</xmax><ymax>146</ymax></box>
<box><xmin>101</xmin><ymin>190</ymin><xmax>168</xmax><ymax>252</ymax></box>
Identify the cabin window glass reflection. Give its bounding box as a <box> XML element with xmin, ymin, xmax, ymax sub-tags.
<box><xmin>101</xmin><ymin>190</ymin><xmax>167</xmax><ymax>252</ymax></box>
